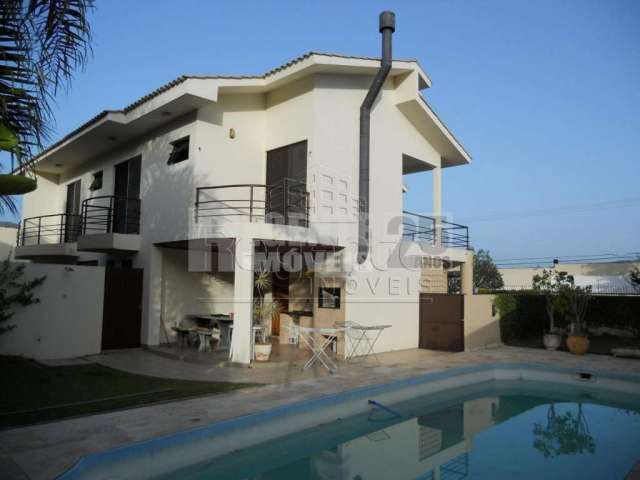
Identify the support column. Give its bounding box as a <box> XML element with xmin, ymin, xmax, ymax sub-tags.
<box><xmin>461</xmin><ymin>249</ymin><xmax>474</xmax><ymax>296</ymax></box>
<box><xmin>461</xmin><ymin>250</ymin><xmax>474</xmax><ymax>352</ymax></box>
<box><xmin>141</xmin><ymin>244</ymin><xmax>163</xmax><ymax>346</ymax></box>
<box><xmin>230</xmin><ymin>237</ymin><xmax>254</xmax><ymax>364</ymax></box>
<box><xmin>432</xmin><ymin>165</ymin><xmax>442</xmax><ymax>246</ymax></box>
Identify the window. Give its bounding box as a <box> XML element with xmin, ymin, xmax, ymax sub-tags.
<box><xmin>89</xmin><ymin>171</ymin><xmax>103</xmax><ymax>191</ymax></box>
<box><xmin>77</xmin><ymin>260</ymin><xmax>98</xmax><ymax>266</ymax></box>
<box><xmin>167</xmin><ymin>136</ymin><xmax>189</xmax><ymax>165</ymax></box>
<box><xmin>318</xmin><ymin>287</ymin><xmax>341</xmax><ymax>309</ymax></box>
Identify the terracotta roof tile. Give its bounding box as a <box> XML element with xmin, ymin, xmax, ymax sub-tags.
<box><xmin>33</xmin><ymin>52</ymin><xmax>418</xmax><ymax>162</ymax></box>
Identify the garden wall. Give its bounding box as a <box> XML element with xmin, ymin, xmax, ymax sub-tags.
<box><xmin>0</xmin><ymin>263</ymin><xmax>105</xmax><ymax>359</ymax></box>
<box><xmin>464</xmin><ymin>294</ymin><xmax>502</xmax><ymax>351</ymax></box>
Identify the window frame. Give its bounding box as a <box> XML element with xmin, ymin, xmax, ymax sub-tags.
<box><xmin>167</xmin><ymin>136</ymin><xmax>190</xmax><ymax>165</ymax></box>
<box><xmin>89</xmin><ymin>170</ymin><xmax>103</xmax><ymax>191</ymax></box>
<box><xmin>318</xmin><ymin>287</ymin><xmax>341</xmax><ymax>309</ymax></box>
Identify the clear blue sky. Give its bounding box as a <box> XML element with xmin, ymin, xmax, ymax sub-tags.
<box><xmin>6</xmin><ymin>0</ymin><xmax>640</xmax><ymax>263</ymax></box>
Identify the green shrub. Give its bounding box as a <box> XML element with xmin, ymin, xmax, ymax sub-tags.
<box><xmin>497</xmin><ymin>293</ymin><xmax>640</xmax><ymax>342</ymax></box>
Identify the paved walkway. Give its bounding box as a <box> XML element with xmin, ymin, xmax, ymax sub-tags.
<box><xmin>1</xmin><ymin>346</ymin><xmax>639</xmax><ymax>480</ymax></box>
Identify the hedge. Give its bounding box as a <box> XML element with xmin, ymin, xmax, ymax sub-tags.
<box><xmin>496</xmin><ymin>293</ymin><xmax>640</xmax><ymax>343</ymax></box>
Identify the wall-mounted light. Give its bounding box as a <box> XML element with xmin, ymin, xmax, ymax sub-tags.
<box><xmin>229</xmin><ymin>128</ymin><xmax>236</xmax><ymax>139</ymax></box>
<box><xmin>107</xmin><ymin>136</ymin><xmax>117</xmax><ymax>141</ymax></box>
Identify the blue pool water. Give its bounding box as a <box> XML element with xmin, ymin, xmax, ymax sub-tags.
<box><xmin>154</xmin><ymin>381</ymin><xmax>640</xmax><ymax>480</ymax></box>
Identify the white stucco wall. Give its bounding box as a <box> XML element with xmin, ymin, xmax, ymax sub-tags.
<box><xmin>18</xmin><ymin>61</ymin><xmax>470</xmax><ymax>353</ymax></box>
<box><xmin>159</xmin><ymin>247</ymin><xmax>234</xmax><ymax>342</ymax></box>
<box><xmin>464</xmin><ymin>294</ymin><xmax>502</xmax><ymax>351</ymax></box>
<box><xmin>307</xmin><ymin>73</ymin><xmax>440</xmax><ymax>353</ymax></box>
<box><xmin>0</xmin><ymin>225</ymin><xmax>17</xmax><ymax>259</ymax></box>
<box><xmin>0</xmin><ymin>263</ymin><xmax>105</xmax><ymax>359</ymax></box>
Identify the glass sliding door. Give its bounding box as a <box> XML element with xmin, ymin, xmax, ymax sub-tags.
<box><xmin>64</xmin><ymin>180</ymin><xmax>81</xmax><ymax>242</ymax></box>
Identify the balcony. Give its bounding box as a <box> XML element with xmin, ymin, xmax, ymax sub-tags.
<box><xmin>195</xmin><ymin>179</ymin><xmax>310</xmax><ymax>228</ymax></box>
<box><xmin>77</xmin><ymin>196</ymin><xmax>141</xmax><ymax>253</ymax></box>
<box><xmin>15</xmin><ymin>213</ymin><xmax>81</xmax><ymax>260</ymax></box>
<box><xmin>402</xmin><ymin>211</ymin><xmax>469</xmax><ymax>249</ymax></box>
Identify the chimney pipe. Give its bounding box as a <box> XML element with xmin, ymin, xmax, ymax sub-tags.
<box><xmin>357</xmin><ymin>11</ymin><xmax>395</xmax><ymax>264</ymax></box>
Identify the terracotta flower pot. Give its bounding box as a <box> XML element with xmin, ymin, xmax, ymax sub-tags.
<box><xmin>567</xmin><ymin>335</ymin><xmax>589</xmax><ymax>355</ymax></box>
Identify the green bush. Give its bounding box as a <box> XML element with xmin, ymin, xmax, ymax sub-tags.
<box><xmin>585</xmin><ymin>296</ymin><xmax>640</xmax><ymax>337</ymax></box>
<box><xmin>497</xmin><ymin>293</ymin><xmax>548</xmax><ymax>343</ymax></box>
<box><xmin>496</xmin><ymin>293</ymin><xmax>640</xmax><ymax>342</ymax></box>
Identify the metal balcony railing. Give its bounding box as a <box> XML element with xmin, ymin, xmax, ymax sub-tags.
<box><xmin>402</xmin><ymin>210</ymin><xmax>469</xmax><ymax>249</ymax></box>
<box><xmin>82</xmin><ymin>195</ymin><xmax>141</xmax><ymax>235</ymax></box>
<box><xmin>195</xmin><ymin>178</ymin><xmax>309</xmax><ymax>227</ymax></box>
<box><xmin>17</xmin><ymin>213</ymin><xmax>82</xmax><ymax>246</ymax></box>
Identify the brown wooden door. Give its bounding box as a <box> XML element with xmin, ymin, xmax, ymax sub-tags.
<box><xmin>102</xmin><ymin>268</ymin><xmax>143</xmax><ymax>350</ymax></box>
<box><xmin>419</xmin><ymin>294</ymin><xmax>464</xmax><ymax>351</ymax></box>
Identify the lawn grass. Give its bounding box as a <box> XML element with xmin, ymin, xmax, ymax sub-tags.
<box><xmin>0</xmin><ymin>356</ymin><xmax>257</xmax><ymax>429</ymax></box>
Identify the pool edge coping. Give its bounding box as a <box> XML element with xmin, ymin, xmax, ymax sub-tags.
<box><xmin>57</xmin><ymin>361</ymin><xmax>640</xmax><ymax>479</ymax></box>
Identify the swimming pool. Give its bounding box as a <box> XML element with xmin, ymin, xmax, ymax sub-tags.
<box><xmin>60</xmin><ymin>364</ymin><xmax>640</xmax><ymax>479</ymax></box>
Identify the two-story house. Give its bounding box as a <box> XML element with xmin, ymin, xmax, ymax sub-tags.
<box><xmin>15</xmin><ymin>14</ymin><xmax>473</xmax><ymax>364</ymax></box>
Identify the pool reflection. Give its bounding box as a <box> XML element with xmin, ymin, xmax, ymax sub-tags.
<box><xmin>159</xmin><ymin>386</ymin><xmax>640</xmax><ymax>480</ymax></box>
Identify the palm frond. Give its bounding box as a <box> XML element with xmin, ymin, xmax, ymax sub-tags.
<box><xmin>0</xmin><ymin>195</ymin><xmax>18</xmax><ymax>216</ymax></box>
<box><xmin>27</xmin><ymin>0</ymin><xmax>94</xmax><ymax>95</ymax></box>
<box><xmin>0</xmin><ymin>0</ymin><xmax>94</xmax><ymax>173</ymax></box>
<box><xmin>0</xmin><ymin>0</ymin><xmax>43</xmax><ymax>164</ymax></box>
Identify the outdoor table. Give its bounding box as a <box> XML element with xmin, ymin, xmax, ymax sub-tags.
<box><xmin>171</xmin><ymin>326</ymin><xmax>194</xmax><ymax>349</ymax></box>
<box><xmin>211</xmin><ymin>314</ymin><xmax>234</xmax><ymax>350</ymax></box>
<box><xmin>195</xmin><ymin>328</ymin><xmax>214</xmax><ymax>352</ymax></box>
<box><xmin>298</xmin><ymin>326</ymin><xmax>345</xmax><ymax>373</ymax></box>
<box><xmin>345</xmin><ymin>324</ymin><xmax>392</xmax><ymax>364</ymax></box>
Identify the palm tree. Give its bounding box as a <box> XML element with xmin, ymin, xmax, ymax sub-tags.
<box><xmin>0</xmin><ymin>0</ymin><xmax>94</xmax><ymax>214</ymax></box>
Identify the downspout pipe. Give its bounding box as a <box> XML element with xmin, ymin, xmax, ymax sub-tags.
<box><xmin>358</xmin><ymin>11</ymin><xmax>395</xmax><ymax>264</ymax></box>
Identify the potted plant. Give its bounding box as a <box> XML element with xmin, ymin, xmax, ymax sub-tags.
<box><xmin>252</xmin><ymin>270</ymin><xmax>281</xmax><ymax>361</ymax></box>
<box><xmin>532</xmin><ymin>269</ymin><xmax>571</xmax><ymax>350</ymax></box>
<box><xmin>565</xmin><ymin>283</ymin><xmax>592</xmax><ymax>355</ymax></box>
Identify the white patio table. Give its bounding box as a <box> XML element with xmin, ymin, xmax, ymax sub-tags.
<box><xmin>298</xmin><ymin>326</ymin><xmax>345</xmax><ymax>373</ymax></box>
<box><xmin>344</xmin><ymin>324</ymin><xmax>392</xmax><ymax>364</ymax></box>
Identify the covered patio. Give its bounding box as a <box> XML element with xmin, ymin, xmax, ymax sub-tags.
<box><xmin>155</xmin><ymin>237</ymin><xmax>352</xmax><ymax>370</ymax></box>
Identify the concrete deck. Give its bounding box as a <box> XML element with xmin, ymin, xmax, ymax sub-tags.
<box><xmin>1</xmin><ymin>346</ymin><xmax>639</xmax><ymax>480</ymax></box>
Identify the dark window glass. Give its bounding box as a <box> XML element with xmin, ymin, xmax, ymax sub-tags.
<box><xmin>266</xmin><ymin>140</ymin><xmax>308</xmax><ymax>227</ymax></box>
<box><xmin>89</xmin><ymin>171</ymin><xmax>103</xmax><ymax>191</ymax></box>
<box><xmin>113</xmin><ymin>156</ymin><xmax>141</xmax><ymax>234</ymax></box>
<box><xmin>167</xmin><ymin>137</ymin><xmax>189</xmax><ymax>165</ymax></box>
<box><xmin>77</xmin><ymin>260</ymin><xmax>98</xmax><ymax>266</ymax></box>
<box><xmin>318</xmin><ymin>287</ymin><xmax>341</xmax><ymax>309</ymax></box>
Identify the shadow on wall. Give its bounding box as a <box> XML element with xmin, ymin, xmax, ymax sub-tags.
<box><xmin>464</xmin><ymin>294</ymin><xmax>502</xmax><ymax>351</ymax></box>
<box><xmin>159</xmin><ymin>247</ymin><xmax>234</xmax><ymax>343</ymax></box>
<box><xmin>139</xmin><ymin>112</ymin><xmax>199</xmax><ymax>244</ymax></box>
<box><xmin>128</xmin><ymin>112</ymin><xmax>200</xmax><ymax>346</ymax></box>
<box><xmin>0</xmin><ymin>263</ymin><xmax>105</xmax><ymax>359</ymax></box>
